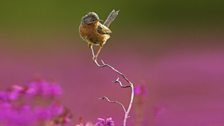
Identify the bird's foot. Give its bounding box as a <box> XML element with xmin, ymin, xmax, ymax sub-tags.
<box><xmin>92</xmin><ymin>56</ymin><xmax>97</xmax><ymax>61</ymax></box>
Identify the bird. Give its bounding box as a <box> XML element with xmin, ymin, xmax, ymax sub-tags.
<box><xmin>79</xmin><ymin>10</ymin><xmax>119</xmax><ymax>60</ymax></box>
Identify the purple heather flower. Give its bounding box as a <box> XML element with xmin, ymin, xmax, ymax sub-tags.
<box><xmin>49</xmin><ymin>82</ymin><xmax>62</xmax><ymax>97</ymax></box>
<box><xmin>1</xmin><ymin>105</ymin><xmax>37</xmax><ymax>126</ymax></box>
<box><xmin>8</xmin><ymin>85</ymin><xmax>24</xmax><ymax>101</ymax></box>
<box><xmin>26</xmin><ymin>80</ymin><xmax>62</xmax><ymax>98</ymax></box>
<box><xmin>0</xmin><ymin>80</ymin><xmax>70</xmax><ymax>126</ymax></box>
<box><xmin>0</xmin><ymin>91</ymin><xmax>8</xmax><ymax>101</ymax></box>
<box><xmin>35</xmin><ymin>106</ymin><xmax>53</xmax><ymax>120</ymax></box>
<box><xmin>95</xmin><ymin>117</ymin><xmax>115</xmax><ymax>126</ymax></box>
<box><xmin>0</xmin><ymin>102</ymin><xmax>11</xmax><ymax>121</ymax></box>
<box><xmin>0</xmin><ymin>85</ymin><xmax>24</xmax><ymax>102</ymax></box>
<box><xmin>35</xmin><ymin>103</ymin><xmax>64</xmax><ymax>120</ymax></box>
<box><xmin>26</xmin><ymin>81</ymin><xmax>40</xmax><ymax>96</ymax></box>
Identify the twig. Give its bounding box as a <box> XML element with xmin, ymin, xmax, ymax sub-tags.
<box><xmin>93</xmin><ymin>59</ymin><xmax>134</xmax><ymax>126</ymax></box>
<box><xmin>113</xmin><ymin>78</ymin><xmax>131</xmax><ymax>88</ymax></box>
<box><xmin>99</xmin><ymin>96</ymin><xmax>126</xmax><ymax>113</ymax></box>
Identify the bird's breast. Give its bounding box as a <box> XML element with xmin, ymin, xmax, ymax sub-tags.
<box><xmin>79</xmin><ymin>23</ymin><xmax>110</xmax><ymax>46</ymax></box>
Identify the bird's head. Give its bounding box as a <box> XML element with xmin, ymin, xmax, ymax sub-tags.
<box><xmin>81</xmin><ymin>12</ymin><xmax>101</xmax><ymax>25</ymax></box>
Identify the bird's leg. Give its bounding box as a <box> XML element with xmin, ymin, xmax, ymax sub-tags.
<box><xmin>95</xmin><ymin>46</ymin><xmax>103</xmax><ymax>61</ymax></box>
<box><xmin>89</xmin><ymin>44</ymin><xmax>96</xmax><ymax>60</ymax></box>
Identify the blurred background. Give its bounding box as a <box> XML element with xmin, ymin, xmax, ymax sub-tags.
<box><xmin>0</xmin><ymin>0</ymin><xmax>224</xmax><ymax>126</ymax></box>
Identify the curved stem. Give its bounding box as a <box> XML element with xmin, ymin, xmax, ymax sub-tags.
<box><xmin>93</xmin><ymin>59</ymin><xmax>134</xmax><ymax>126</ymax></box>
<box><xmin>99</xmin><ymin>96</ymin><xmax>127</xmax><ymax>113</ymax></box>
<box><xmin>123</xmin><ymin>83</ymin><xmax>134</xmax><ymax>126</ymax></box>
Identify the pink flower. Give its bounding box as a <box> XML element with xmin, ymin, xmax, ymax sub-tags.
<box><xmin>26</xmin><ymin>80</ymin><xmax>62</xmax><ymax>98</ymax></box>
<box><xmin>0</xmin><ymin>80</ymin><xmax>70</xmax><ymax>126</ymax></box>
<box><xmin>95</xmin><ymin>117</ymin><xmax>115</xmax><ymax>126</ymax></box>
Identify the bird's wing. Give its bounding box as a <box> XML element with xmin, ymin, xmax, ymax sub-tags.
<box><xmin>97</xmin><ymin>23</ymin><xmax>112</xmax><ymax>34</ymax></box>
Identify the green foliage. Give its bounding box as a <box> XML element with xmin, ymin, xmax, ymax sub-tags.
<box><xmin>0</xmin><ymin>0</ymin><xmax>223</xmax><ymax>31</ymax></box>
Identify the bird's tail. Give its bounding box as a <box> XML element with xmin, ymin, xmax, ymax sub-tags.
<box><xmin>103</xmin><ymin>10</ymin><xmax>119</xmax><ymax>28</ymax></box>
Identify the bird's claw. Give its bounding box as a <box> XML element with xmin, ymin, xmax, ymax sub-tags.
<box><xmin>92</xmin><ymin>56</ymin><xmax>97</xmax><ymax>61</ymax></box>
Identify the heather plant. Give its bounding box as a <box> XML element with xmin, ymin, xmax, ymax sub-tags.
<box><xmin>0</xmin><ymin>80</ymin><xmax>119</xmax><ymax>126</ymax></box>
<box><xmin>0</xmin><ymin>80</ymin><xmax>72</xmax><ymax>126</ymax></box>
